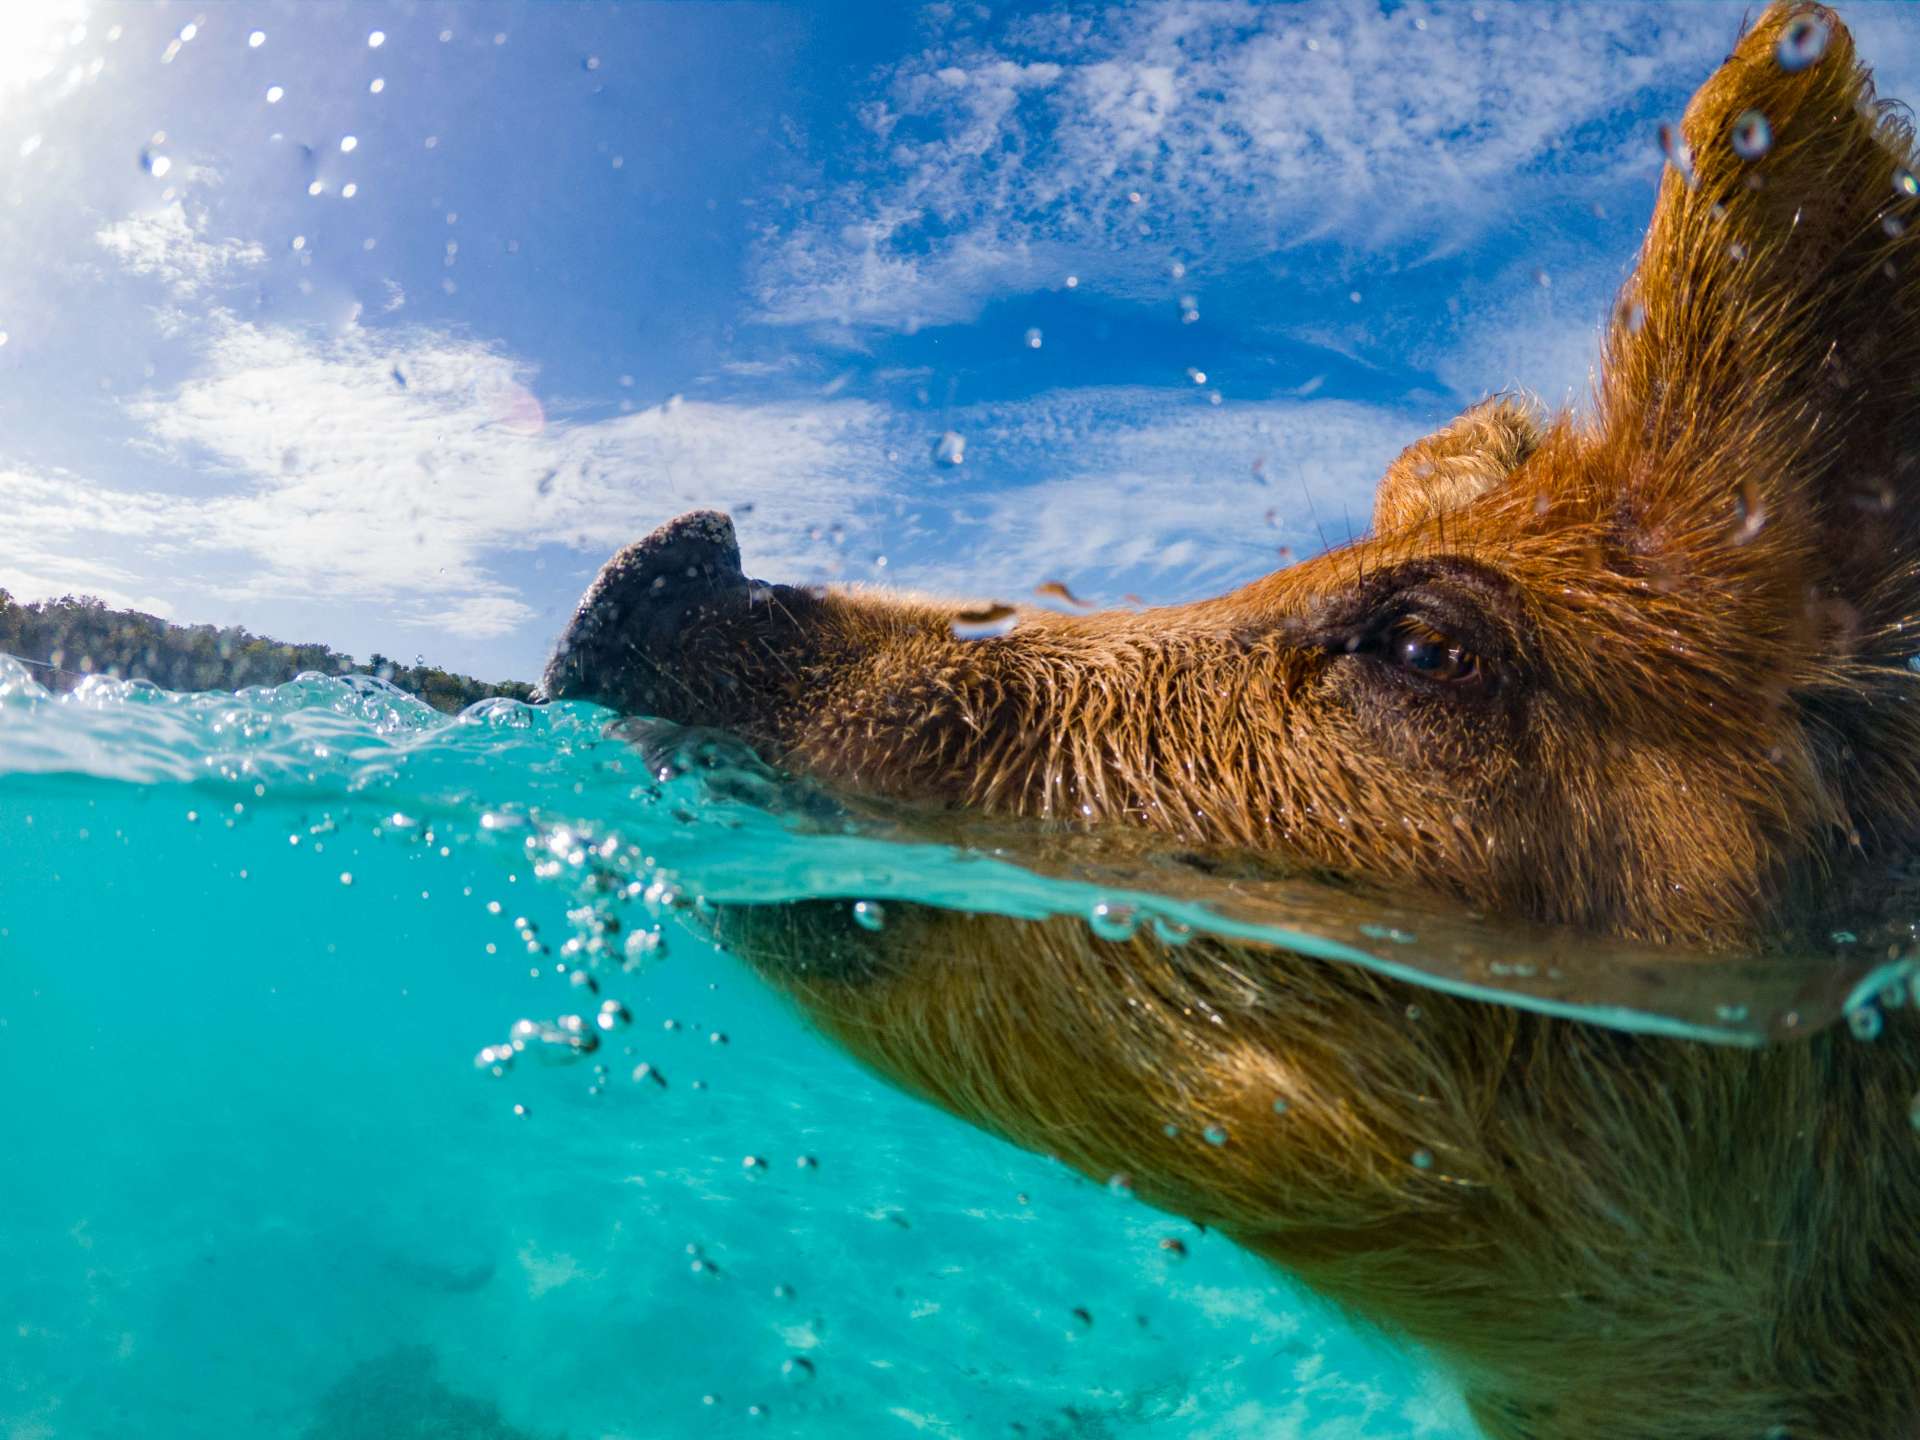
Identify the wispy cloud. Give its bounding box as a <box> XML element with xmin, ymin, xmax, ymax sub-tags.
<box><xmin>93</xmin><ymin>200</ymin><xmax>266</xmax><ymax>298</ymax></box>
<box><xmin>754</xmin><ymin>1</ymin><xmax>1739</xmax><ymax>332</ymax></box>
<box><xmin>887</xmin><ymin>387</ymin><xmax>1418</xmax><ymax>602</ymax></box>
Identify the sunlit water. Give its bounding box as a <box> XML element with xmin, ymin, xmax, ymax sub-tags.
<box><xmin>3</xmin><ymin>655</ymin><xmax>1902</xmax><ymax>1440</ymax></box>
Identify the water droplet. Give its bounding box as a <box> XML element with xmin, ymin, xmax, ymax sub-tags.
<box><xmin>1159</xmin><ymin>1237</ymin><xmax>1188</xmax><ymax>1259</ymax></box>
<box><xmin>1776</xmin><ymin>14</ymin><xmax>1829</xmax><ymax>72</ymax></box>
<box><xmin>341</xmin><ymin>183</ymin><xmax>358</xmax><ymax>199</ymax></box>
<box><xmin>340</xmin><ymin>135</ymin><xmax>358</xmax><ymax>154</ymax></box>
<box><xmin>852</xmin><ymin>899</ymin><xmax>886</xmax><ymax>931</ymax></box>
<box><xmin>569</xmin><ymin>969</ymin><xmax>599</xmax><ymax>995</ymax></box>
<box><xmin>1731</xmin><ymin>110</ymin><xmax>1772</xmax><ymax>160</ymax></box>
<box><xmin>1179</xmin><ymin>295</ymin><xmax>1199</xmax><ymax>324</ymax></box>
<box><xmin>338</xmin><ymin>871</ymin><xmax>353</xmax><ymax>886</ymax></box>
<box><xmin>1730</xmin><ymin>479</ymin><xmax>1767</xmax><ymax>544</ymax></box>
<box><xmin>291</xmin><ymin>235</ymin><xmax>306</xmax><ymax>251</ymax></box>
<box><xmin>1272</xmin><ymin>1097</ymin><xmax>1290</xmax><ymax>1115</ymax></box>
<box><xmin>369</xmin><ymin>77</ymin><xmax>386</xmax><ymax>94</ymax></box>
<box><xmin>512</xmin><ymin>1102</ymin><xmax>529</xmax><ymax>1117</ymax></box>
<box><xmin>743</xmin><ymin>1155</ymin><xmax>768</xmax><ymax>1172</ymax></box>
<box><xmin>781</xmin><ymin>1357</ymin><xmax>815</xmax><ymax>1383</ymax></box>
<box><xmin>141</xmin><ymin>150</ymin><xmax>171</xmax><ymax>178</ymax></box>
<box><xmin>1064</xmin><ymin>274</ymin><xmax>1079</xmax><ymax>288</ymax></box>
<box><xmin>933</xmin><ymin>430</ymin><xmax>966</xmax><ymax>466</ymax></box>
<box><xmin>1185</xmin><ymin>367</ymin><xmax>1207</xmax><ymax>385</ymax></box>
<box><xmin>1849</xmin><ymin>1005</ymin><xmax>1884</xmax><ymax>1042</ymax></box>
<box><xmin>248</xmin><ymin>30</ymin><xmax>266</xmax><ymax>48</ymax></box>
<box><xmin>1897</xmin><ymin>168</ymin><xmax>1920</xmax><ymax>201</ymax></box>
<box><xmin>307</xmin><ymin>181</ymin><xmax>325</xmax><ymax>197</ymax></box>
<box><xmin>1411</xmin><ymin>1148</ymin><xmax>1435</xmax><ymax>1170</ymax></box>
<box><xmin>1910</xmin><ymin>1091</ymin><xmax>1920</xmax><ymax>1131</ymax></box>
<box><xmin>1832</xmin><ymin>930</ymin><xmax>1859</xmax><ymax>945</ymax></box>
<box><xmin>368</xmin><ymin>29</ymin><xmax>387</xmax><ymax>48</ymax></box>
<box><xmin>1023</xmin><ymin>327</ymin><xmax>1043</xmax><ymax>349</ymax></box>
<box><xmin>265</xmin><ymin>85</ymin><xmax>284</xmax><ymax>104</ymax></box>
<box><xmin>597</xmin><ymin>999</ymin><xmax>631</xmax><ymax>1032</ymax></box>
<box><xmin>473</xmin><ymin>1044</ymin><xmax>514</xmax><ymax>1076</ymax></box>
<box><xmin>1201</xmin><ymin>1124</ymin><xmax>1228</xmax><ymax>1147</ymax></box>
<box><xmin>1658</xmin><ymin>122</ymin><xmax>1696</xmax><ymax>187</ymax></box>
<box><xmin>796</xmin><ymin>1155</ymin><xmax>818</xmax><ymax>1170</ymax></box>
<box><xmin>1618</xmin><ymin>298</ymin><xmax>1647</xmax><ymax>334</ymax></box>
<box><xmin>1105</xmin><ymin>1173</ymin><xmax>1133</xmax><ymax>1196</ymax></box>
<box><xmin>1088</xmin><ymin>901</ymin><xmax>1139</xmax><ymax>942</ymax></box>
<box><xmin>950</xmin><ymin>603</ymin><xmax>1017</xmax><ymax>642</ymax></box>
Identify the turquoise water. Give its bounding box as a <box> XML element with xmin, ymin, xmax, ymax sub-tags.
<box><xmin>0</xmin><ymin>657</ymin><xmax>1477</xmax><ymax>1439</ymax></box>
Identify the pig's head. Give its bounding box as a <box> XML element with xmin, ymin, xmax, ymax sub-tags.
<box><xmin>544</xmin><ymin>4</ymin><xmax>1920</xmax><ymax>953</ymax></box>
<box><xmin>537</xmin><ymin>12</ymin><xmax>1920</xmax><ymax>1434</ymax></box>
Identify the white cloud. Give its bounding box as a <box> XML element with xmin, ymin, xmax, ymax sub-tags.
<box><xmin>93</xmin><ymin>200</ymin><xmax>267</xmax><ymax>298</ymax></box>
<box><xmin>6</xmin><ymin>315</ymin><xmax>895</xmax><ymax>641</ymax></box>
<box><xmin>755</xmin><ymin>1</ymin><xmax>1740</xmax><ymax>331</ymax></box>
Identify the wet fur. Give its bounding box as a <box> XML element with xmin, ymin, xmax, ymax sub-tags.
<box><xmin>564</xmin><ymin>8</ymin><xmax>1920</xmax><ymax>1435</ymax></box>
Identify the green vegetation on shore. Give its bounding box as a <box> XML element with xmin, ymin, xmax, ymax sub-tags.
<box><xmin>0</xmin><ymin>590</ymin><xmax>533</xmax><ymax>714</ymax></box>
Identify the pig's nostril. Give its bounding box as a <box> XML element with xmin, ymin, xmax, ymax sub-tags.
<box><xmin>537</xmin><ymin>509</ymin><xmax>747</xmax><ymax>704</ymax></box>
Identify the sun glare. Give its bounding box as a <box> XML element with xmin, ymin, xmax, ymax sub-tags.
<box><xmin>0</xmin><ymin>1</ymin><xmax>96</xmax><ymax>106</ymax></box>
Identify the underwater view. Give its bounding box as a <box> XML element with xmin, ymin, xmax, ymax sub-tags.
<box><xmin>0</xmin><ymin>662</ymin><xmax>1478</xmax><ymax>1438</ymax></box>
<box><xmin>13</xmin><ymin>1</ymin><xmax>1920</xmax><ymax>1436</ymax></box>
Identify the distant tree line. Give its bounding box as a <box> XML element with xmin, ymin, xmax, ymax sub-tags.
<box><xmin>0</xmin><ymin>589</ymin><xmax>534</xmax><ymax>713</ymax></box>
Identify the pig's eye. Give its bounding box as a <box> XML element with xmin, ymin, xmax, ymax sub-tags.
<box><xmin>1381</xmin><ymin>618</ymin><xmax>1482</xmax><ymax>685</ymax></box>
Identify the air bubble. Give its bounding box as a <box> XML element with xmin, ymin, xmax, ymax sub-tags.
<box><xmin>852</xmin><ymin>900</ymin><xmax>886</xmax><ymax>931</ymax></box>
<box><xmin>1849</xmin><ymin>1005</ymin><xmax>1884</xmax><ymax>1042</ymax></box>
<box><xmin>781</xmin><ymin>1357</ymin><xmax>815</xmax><ymax>1383</ymax></box>
<box><xmin>1201</xmin><ymin>1124</ymin><xmax>1228</xmax><ymax>1147</ymax></box>
<box><xmin>1731</xmin><ymin>110</ymin><xmax>1772</xmax><ymax>160</ymax></box>
<box><xmin>933</xmin><ymin>430</ymin><xmax>966</xmax><ymax>466</ymax></box>
<box><xmin>248</xmin><ymin>30</ymin><xmax>266</xmax><ymax>48</ymax></box>
<box><xmin>266</xmin><ymin>85</ymin><xmax>284</xmax><ymax>103</ymax></box>
<box><xmin>1088</xmin><ymin>901</ymin><xmax>1139</xmax><ymax>942</ymax></box>
<box><xmin>1023</xmin><ymin>327</ymin><xmax>1043</xmax><ymax>349</ymax></box>
<box><xmin>1412</xmin><ymin>1148</ymin><xmax>1435</xmax><ymax>1170</ymax></box>
<box><xmin>1776</xmin><ymin>14</ymin><xmax>1829</xmax><ymax>72</ymax></box>
<box><xmin>141</xmin><ymin>150</ymin><xmax>171</xmax><ymax>178</ymax></box>
<box><xmin>1897</xmin><ymin>169</ymin><xmax>1920</xmax><ymax>201</ymax></box>
<box><xmin>368</xmin><ymin>29</ymin><xmax>387</xmax><ymax>48</ymax></box>
<box><xmin>340</xmin><ymin>135</ymin><xmax>358</xmax><ymax>153</ymax></box>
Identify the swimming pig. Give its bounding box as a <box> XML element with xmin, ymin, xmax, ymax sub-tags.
<box><xmin>541</xmin><ymin>7</ymin><xmax>1920</xmax><ymax>1435</ymax></box>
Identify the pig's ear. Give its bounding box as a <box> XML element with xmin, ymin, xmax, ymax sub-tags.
<box><xmin>1371</xmin><ymin>396</ymin><xmax>1540</xmax><ymax>534</ymax></box>
<box><xmin>1596</xmin><ymin>3</ymin><xmax>1920</xmax><ymax>623</ymax></box>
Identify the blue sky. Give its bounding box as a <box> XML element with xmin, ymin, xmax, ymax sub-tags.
<box><xmin>4</xmin><ymin>1</ymin><xmax>1920</xmax><ymax>681</ymax></box>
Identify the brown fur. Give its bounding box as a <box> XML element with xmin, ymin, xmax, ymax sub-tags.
<box><xmin>551</xmin><ymin>8</ymin><xmax>1920</xmax><ymax>1435</ymax></box>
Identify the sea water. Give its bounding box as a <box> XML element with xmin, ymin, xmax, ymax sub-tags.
<box><xmin>1</xmin><ymin>656</ymin><xmax>1889</xmax><ymax>1440</ymax></box>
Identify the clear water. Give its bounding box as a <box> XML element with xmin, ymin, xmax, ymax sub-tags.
<box><xmin>0</xmin><ymin>656</ymin><xmax>1479</xmax><ymax>1439</ymax></box>
<box><xmin>2</xmin><ymin>655</ymin><xmax>1897</xmax><ymax>1440</ymax></box>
